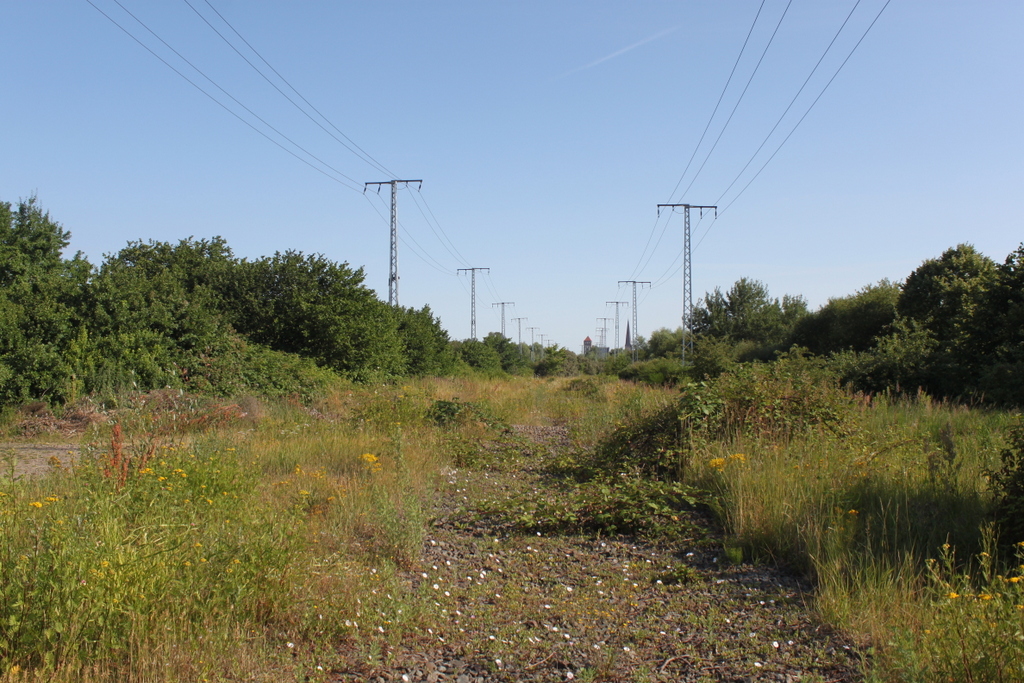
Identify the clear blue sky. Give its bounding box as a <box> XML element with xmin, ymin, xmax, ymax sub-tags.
<box><xmin>3</xmin><ymin>1</ymin><xmax>1022</xmax><ymax>350</ymax></box>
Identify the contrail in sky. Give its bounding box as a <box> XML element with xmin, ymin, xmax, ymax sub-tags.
<box><xmin>558</xmin><ymin>26</ymin><xmax>679</xmax><ymax>79</ymax></box>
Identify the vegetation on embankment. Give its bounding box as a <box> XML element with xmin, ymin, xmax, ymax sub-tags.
<box><xmin>582</xmin><ymin>358</ymin><xmax>1024</xmax><ymax>681</ymax></box>
<box><xmin>2</xmin><ymin>372</ymin><xmax>1021</xmax><ymax>681</ymax></box>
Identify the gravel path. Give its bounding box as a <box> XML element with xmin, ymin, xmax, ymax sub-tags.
<box><xmin>330</xmin><ymin>426</ymin><xmax>861</xmax><ymax>683</ymax></box>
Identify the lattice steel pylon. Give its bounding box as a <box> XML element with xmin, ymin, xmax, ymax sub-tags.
<box><xmin>657</xmin><ymin>203</ymin><xmax>717</xmax><ymax>366</ymax></box>
<box><xmin>365</xmin><ymin>179</ymin><xmax>422</xmax><ymax>306</ymax></box>
<box><xmin>458</xmin><ymin>267</ymin><xmax>489</xmax><ymax>339</ymax></box>
<box><xmin>618</xmin><ymin>280</ymin><xmax>650</xmax><ymax>361</ymax></box>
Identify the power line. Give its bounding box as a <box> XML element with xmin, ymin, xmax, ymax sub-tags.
<box><xmin>670</xmin><ymin>0</ymin><xmax>794</xmax><ymax>205</ymax></box>
<box><xmin>631</xmin><ymin>1</ymin><xmax>766</xmax><ymax>282</ymax></box>
<box><xmin>711</xmin><ymin>0</ymin><xmax>865</xmax><ymax>209</ymax></box>
<box><xmin>192</xmin><ymin>0</ymin><xmax>396</xmax><ymax>178</ymax></box>
<box><xmin>716</xmin><ymin>0</ymin><xmax>891</xmax><ymax>219</ymax></box>
<box><xmin>85</xmin><ymin>0</ymin><xmax>364</xmax><ymax>191</ymax></box>
<box><xmin>665</xmin><ymin>0</ymin><xmax>767</xmax><ymax>202</ymax></box>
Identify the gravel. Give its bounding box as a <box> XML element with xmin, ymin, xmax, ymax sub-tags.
<box><xmin>330</xmin><ymin>425</ymin><xmax>862</xmax><ymax>682</ymax></box>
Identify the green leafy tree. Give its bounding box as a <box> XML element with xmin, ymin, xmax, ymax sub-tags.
<box><xmin>0</xmin><ymin>198</ymin><xmax>91</xmax><ymax>402</ymax></box>
<box><xmin>644</xmin><ymin>327</ymin><xmax>683</xmax><ymax>360</ymax></box>
<box><xmin>396</xmin><ymin>305</ymin><xmax>456</xmax><ymax>376</ymax></box>
<box><xmin>693</xmin><ymin>278</ymin><xmax>807</xmax><ymax>348</ymax></box>
<box><xmin>483</xmin><ymin>332</ymin><xmax>529</xmax><ymax>374</ymax></box>
<box><xmin>453</xmin><ymin>338</ymin><xmax>504</xmax><ymax>375</ymax></box>
<box><xmin>791</xmin><ymin>280</ymin><xmax>900</xmax><ymax>354</ymax></box>
<box><xmin>224</xmin><ymin>251</ymin><xmax>404</xmax><ymax>380</ymax></box>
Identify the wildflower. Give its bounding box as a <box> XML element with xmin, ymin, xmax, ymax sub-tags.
<box><xmin>708</xmin><ymin>458</ymin><xmax>726</xmax><ymax>471</ymax></box>
<box><xmin>29</xmin><ymin>501</ymin><xmax>43</xmax><ymax>508</ymax></box>
<box><xmin>729</xmin><ymin>453</ymin><xmax>746</xmax><ymax>462</ymax></box>
<box><xmin>848</xmin><ymin>509</ymin><xmax>859</xmax><ymax>515</ymax></box>
<box><xmin>947</xmin><ymin>592</ymin><xmax>960</xmax><ymax>599</ymax></box>
<box><xmin>45</xmin><ymin>496</ymin><xmax>59</xmax><ymax>502</ymax></box>
<box><xmin>979</xmin><ymin>593</ymin><xmax>993</xmax><ymax>600</ymax></box>
<box><xmin>1009</xmin><ymin>577</ymin><xmax>1021</xmax><ymax>583</ymax></box>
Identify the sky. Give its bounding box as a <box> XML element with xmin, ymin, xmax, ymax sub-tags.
<box><xmin>3</xmin><ymin>1</ymin><xmax>1022</xmax><ymax>351</ymax></box>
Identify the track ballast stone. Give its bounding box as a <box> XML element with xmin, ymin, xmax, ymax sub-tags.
<box><xmin>331</xmin><ymin>425</ymin><xmax>861</xmax><ymax>682</ymax></box>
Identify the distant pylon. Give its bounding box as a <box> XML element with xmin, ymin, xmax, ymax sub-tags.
<box><xmin>618</xmin><ymin>280</ymin><xmax>650</xmax><ymax>361</ymax></box>
<box><xmin>458</xmin><ymin>267</ymin><xmax>489</xmax><ymax>339</ymax></box>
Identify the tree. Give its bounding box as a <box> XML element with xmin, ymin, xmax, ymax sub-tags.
<box><xmin>224</xmin><ymin>251</ymin><xmax>404</xmax><ymax>380</ymax></box>
<box><xmin>483</xmin><ymin>332</ymin><xmax>530</xmax><ymax>374</ymax></box>
<box><xmin>692</xmin><ymin>278</ymin><xmax>807</xmax><ymax>349</ymax></box>
<box><xmin>453</xmin><ymin>338</ymin><xmax>503</xmax><ymax>375</ymax></box>
<box><xmin>791</xmin><ymin>280</ymin><xmax>900</xmax><ymax>355</ymax></box>
<box><xmin>0</xmin><ymin>198</ymin><xmax>91</xmax><ymax>402</ymax></box>
<box><xmin>396</xmin><ymin>305</ymin><xmax>456</xmax><ymax>376</ymax></box>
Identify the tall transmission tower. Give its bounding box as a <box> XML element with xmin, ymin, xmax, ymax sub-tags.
<box><xmin>606</xmin><ymin>301</ymin><xmax>629</xmax><ymax>350</ymax></box>
<box><xmin>526</xmin><ymin>326</ymin><xmax>539</xmax><ymax>362</ymax></box>
<box><xmin>596</xmin><ymin>317</ymin><xmax>614</xmax><ymax>348</ymax></box>
<box><xmin>457</xmin><ymin>267</ymin><xmax>489</xmax><ymax>340</ymax></box>
<box><xmin>657</xmin><ymin>203</ymin><xmax>717</xmax><ymax>366</ymax></box>
<box><xmin>618</xmin><ymin>280</ymin><xmax>651</xmax><ymax>361</ymax></box>
<box><xmin>511</xmin><ymin>317</ymin><xmax>527</xmax><ymax>354</ymax></box>
<box><xmin>364</xmin><ymin>179</ymin><xmax>422</xmax><ymax>306</ymax></box>
<box><xmin>492</xmin><ymin>302</ymin><xmax>515</xmax><ymax>338</ymax></box>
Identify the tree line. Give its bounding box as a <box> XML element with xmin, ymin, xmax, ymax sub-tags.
<box><xmin>0</xmin><ymin>197</ymin><xmax>459</xmax><ymax>404</ymax></box>
<box><xmin>3</xmin><ymin>197</ymin><xmax>1020</xmax><ymax>406</ymax></box>
<box><xmin>615</xmin><ymin>242</ymin><xmax>1024</xmax><ymax>405</ymax></box>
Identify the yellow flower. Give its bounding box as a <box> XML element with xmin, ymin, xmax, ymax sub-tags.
<box><xmin>729</xmin><ymin>453</ymin><xmax>746</xmax><ymax>462</ymax></box>
<box><xmin>947</xmin><ymin>592</ymin><xmax>960</xmax><ymax>599</ymax></box>
<box><xmin>45</xmin><ymin>496</ymin><xmax>59</xmax><ymax>502</ymax></box>
<box><xmin>979</xmin><ymin>593</ymin><xmax>993</xmax><ymax>600</ymax></box>
<box><xmin>848</xmin><ymin>509</ymin><xmax>859</xmax><ymax>515</ymax></box>
<box><xmin>708</xmin><ymin>458</ymin><xmax>726</xmax><ymax>471</ymax></box>
<box><xmin>29</xmin><ymin>501</ymin><xmax>43</xmax><ymax>508</ymax></box>
<box><xmin>360</xmin><ymin>453</ymin><xmax>378</xmax><ymax>464</ymax></box>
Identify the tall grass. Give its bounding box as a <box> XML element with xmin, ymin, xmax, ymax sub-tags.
<box><xmin>0</xmin><ymin>376</ymin><xmax>647</xmax><ymax>680</ymax></box>
<box><xmin>687</xmin><ymin>390</ymin><xmax>1020</xmax><ymax>680</ymax></box>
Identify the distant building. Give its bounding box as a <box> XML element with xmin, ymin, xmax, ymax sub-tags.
<box><xmin>583</xmin><ymin>336</ymin><xmax>593</xmax><ymax>354</ymax></box>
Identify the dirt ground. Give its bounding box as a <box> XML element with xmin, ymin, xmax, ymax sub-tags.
<box><xmin>0</xmin><ymin>442</ymin><xmax>80</xmax><ymax>480</ymax></box>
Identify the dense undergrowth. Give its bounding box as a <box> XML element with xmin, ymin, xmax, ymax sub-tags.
<box><xmin>1</xmin><ymin>371</ymin><xmax>1022</xmax><ymax>681</ymax></box>
<box><xmin>582</xmin><ymin>358</ymin><xmax>1024</xmax><ymax>681</ymax></box>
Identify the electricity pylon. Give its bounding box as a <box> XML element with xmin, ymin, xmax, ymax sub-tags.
<box><xmin>657</xmin><ymin>203</ymin><xmax>717</xmax><ymax>366</ymax></box>
<box><xmin>597</xmin><ymin>317</ymin><xmax>613</xmax><ymax>348</ymax></box>
<box><xmin>364</xmin><ymin>179</ymin><xmax>422</xmax><ymax>306</ymax></box>
<box><xmin>526</xmin><ymin>326</ymin><xmax>539</xmax><ymax>362</ymax></box>
<box><xmin>606</xmin><ymin>301</ymin><xmax>629</xmax><ymax>350</ymax></box>
<box><xmin>618</xmin><ymin>280</ymin><xmax>651</xmax><ymax>361</ymax></box>
<box><xmin>492</xmin><ymin>302</ymin><xmax>514</xmax><ymax>338</ymax></box>
<box><xmin>511</xmin><ymin>317</ymin><xmax>527</xmax><ymax>354</ymax></box>
<box><xmin>457</xmin><ymin>267</ymin><xmax>489</xmax><ymax>339</ymax></box>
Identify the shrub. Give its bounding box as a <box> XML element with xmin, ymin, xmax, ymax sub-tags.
<box><xmin>989</xmin><ymin>416</ymin><xmax>1024</xmax><ymax>548</ymax></box>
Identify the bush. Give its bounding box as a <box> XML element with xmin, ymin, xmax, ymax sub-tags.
<box><xmin>989</xmin><ymin>416</ymin><xmax>1024</xmax><ymax>548</ymax></box>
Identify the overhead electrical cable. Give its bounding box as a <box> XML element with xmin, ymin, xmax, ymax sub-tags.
<box><xmin>664</xmin><ymin>0</ymin><xmax>767</xmax><ymax>202</ymax></box>
<box><xmin>184</xmin><ymin>0</ymin><xmax>396</xmax><ymax>178</ymax></box>
<box><xmin>710</xmin><ymin>0</ymin><xmax>864</xmax><ymax>209</ymax></box>
<box><xmin>694</xmin><ymin>0</ymin><xmax>892</xmax><ymax>251</ymax></box>
<box><xmin>671</xmin><ymin>0</ymin><xmax>794</xmax><ymax>205</ymax></box>
<box><xmin>628</xmin><ymin>1</ymin><xmax>766</xmax><ymax>282</ymax></box>
<box><xmin>89</xmin><ymin>0</ymin><xmax>363</xmax><ymax>191</ymax></box>
<box><xmin>407</xmin><ymin>189</ymin><xmax>472</xmax><ymax>269</ymax></box>
<box><xmin>363</xmin><ymin>193</ymin><xmax>454</xmax><ymax>276</ymax></box>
